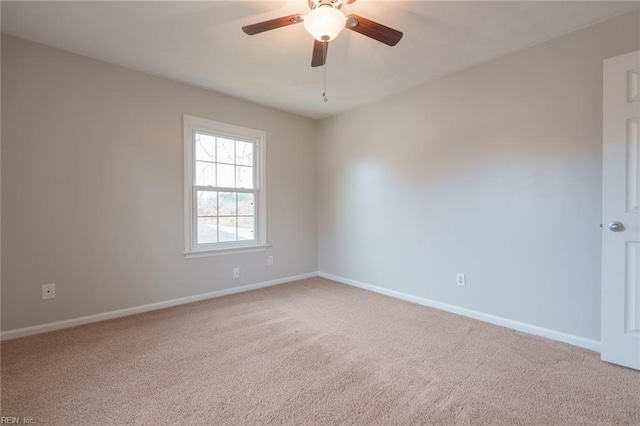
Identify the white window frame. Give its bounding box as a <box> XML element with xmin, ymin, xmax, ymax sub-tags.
<box><xmin>183</xmin><ymin>115</ymin><xmax>268</xmax><ymax>258</ymax></box>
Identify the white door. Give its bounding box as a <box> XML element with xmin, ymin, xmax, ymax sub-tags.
<box><xmin>602</xmin><ymin>50</ymin><xmax>640</xmax><ymax>370</ymax></box>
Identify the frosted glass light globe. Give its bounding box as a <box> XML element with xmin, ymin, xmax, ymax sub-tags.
<box><xmin>304</xmin><ymin>5</ymin><xmax>346</xmax><ymax>42</ymax></box>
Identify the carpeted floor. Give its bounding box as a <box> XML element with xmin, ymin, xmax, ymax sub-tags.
<box><xmin>1</xmin><ymin>277</ymin><xmax>639</xmax><ymax>425</ymax></box>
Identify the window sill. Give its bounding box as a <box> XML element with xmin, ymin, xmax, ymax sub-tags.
<box><xmin>183</xmin><ymin>244</ymin><xmax>272</xmax><ymax>259</ymax></box>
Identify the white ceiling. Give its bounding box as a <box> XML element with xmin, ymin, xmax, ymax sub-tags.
<box><xmin>2</xmin><ymin>1</ymin><xmax>638</xmax><ymax>119</ymax></box>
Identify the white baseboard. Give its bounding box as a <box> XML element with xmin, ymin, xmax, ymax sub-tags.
<box><xmin>4</xmin><ymin>271</ymin><xmax>601</xmax><ymax>353</ymax></box>
<box><xmin>1</xmin><ymin>272</ymin><xmax>319</xmax><ymax>341</ymax></box>
<box><xmin>318</xmin><ymin>272</ymin><xmax>601</xmax><ymax>353</ymax></box>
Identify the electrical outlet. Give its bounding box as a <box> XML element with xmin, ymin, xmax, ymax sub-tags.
<box><xmin>233</xmin><ymin>267</ymin><xmax>240</xmax><ymax>279</ymax></box>
<box><xmin>456</xmin><ymin>273</ymin><xmax>466</xmax><ymax>287</ymax></box>
<box><xmin>267</xmin><ymin>256</ymin><xmax>274</xmax><ymax>266</ymax></box>
<box><xmin>42</xmin><ymin>283</ymin><xmax>56</xmax><ymax>299</ymax></box>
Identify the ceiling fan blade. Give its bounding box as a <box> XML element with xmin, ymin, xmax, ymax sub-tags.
<box><xmin>311</xmin><ymin>40</ymin><xmax>328</xmax><ymax>67</ymax></box>
<box><xmin>345</xmin><ymin>14</ymin><xmax>403</xmax><ymax>46</ymax></box>
<box><xmin>242</xmin><ymin>14</ymin><xmax>303</xmax><ymax>35</ymax></box>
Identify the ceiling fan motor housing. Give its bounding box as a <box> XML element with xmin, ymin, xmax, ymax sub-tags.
<box><xmin>308</xmin><ymin>0</ymin><xmax>344</xmax><ymax>11</ymax></box>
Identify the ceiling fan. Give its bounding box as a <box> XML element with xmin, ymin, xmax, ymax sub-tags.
<box><xmin>242</xmin><ymin>0</ymin><xmax>403</xmax><ymax>68</ymax></box>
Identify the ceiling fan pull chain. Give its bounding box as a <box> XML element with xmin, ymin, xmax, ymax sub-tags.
<box><xmin>322</xmin><ymin>40</ymin><xmax>328</xmax><ymax>102</ymax></box>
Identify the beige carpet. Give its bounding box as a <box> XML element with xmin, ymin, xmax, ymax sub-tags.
<box><xmin>1</xmin><ymin>278</ymin><xmax>639</xmax><ymax>425</ymax></box>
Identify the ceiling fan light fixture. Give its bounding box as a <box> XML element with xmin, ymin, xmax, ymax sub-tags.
<box><xmin>304</xmin><ymin>5</ymin><xmax>346</xmax><ymax>42</ymax></box>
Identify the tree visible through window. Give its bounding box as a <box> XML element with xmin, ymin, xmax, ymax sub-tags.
<box><xmin>184</xmin><ymin>115</ymin><xmax>266</xmax><ymax>254</ymax></box>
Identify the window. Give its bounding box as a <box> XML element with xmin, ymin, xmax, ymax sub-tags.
<box><xmin>183</xmin><ymin>115</ymin><xmax>267</xmax><ymax>257</ymax></box>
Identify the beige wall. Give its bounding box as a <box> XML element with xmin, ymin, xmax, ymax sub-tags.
<box><xmin>1</xmin><ymin>35</ymin><xmax>318</xmax><ymax>331</ymax></box>
<box><xmin>317</xmin><ymin>11</ymin><xmax>640</xmax><ymax>341</ymax></box>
